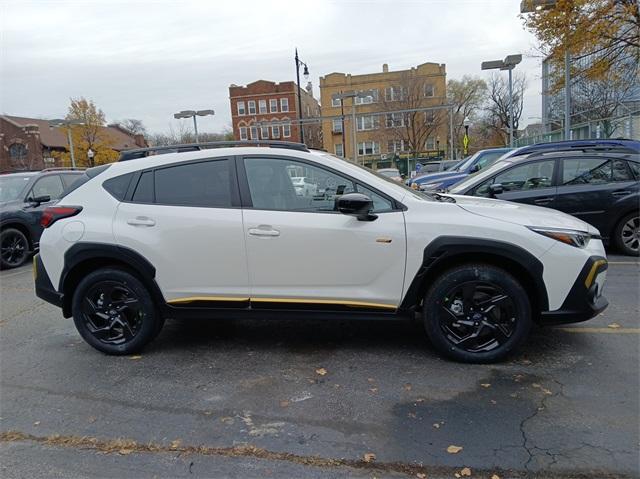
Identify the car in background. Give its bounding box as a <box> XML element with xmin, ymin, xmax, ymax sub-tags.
<box><xmin>377</xmin><ymin>168</ymin><xmax>402</xmax><ymax>182</ymax></box>
<box><xmin>291</xmin><ymin>176</ymin><xmax>318</xmax><ymax>196</ymax></box>
<box><xmin>449</xmin><ymin>139</ymin><xmax>640</xmax><ymax>255</ymax></box>
<box><xmin>409</xmin><ymin>148</ymin><xmax>512</xmax><ymax>191</ymax></box>
<box><xmin>0</xmin><ymin>168</ymin><xmax>84</xmax><ymax>269</ymax></box>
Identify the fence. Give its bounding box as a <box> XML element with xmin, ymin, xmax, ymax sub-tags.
<box><xmin>515</xmin><ymin>111</ymin><xmax>640</xmax><ymax>147</ymax></box>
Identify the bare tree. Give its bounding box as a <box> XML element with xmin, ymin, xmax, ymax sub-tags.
<box><xmin>447</xmin><ymin>75</ymin><xmax>488</xmax><ymax>156</ymax></box>
<box><xmin>148</xmin><ymin>124</ymin><xmax>234</xmax><ymax>146</ymax></box>
<box><xmin>380</xmin><ymin>72</ymin><xmax>446</xmax><ymax>157</ymax></box>
<box><xmin>484</xmin><ymin>72</ymin><xmax>527</xmax><ymax>144</ymax></box>
<box><xmin>114</xmin><ymin>119</ymin><xmax>147</xmax><ymax>136</ymax></box>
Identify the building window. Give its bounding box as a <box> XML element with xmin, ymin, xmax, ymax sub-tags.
<box><xmin>237</xmin><ymin>101</ymin><xmax>246</xmax><ymax>115</ymax></box>
<box><xmin>239</xmin><ymin>127</ymin><xmax>248</xmax><ymax>140</ymax></box>
<box><xmin>248</xmin><ymin>101</ymin><xmax>256</xmax><ymax>115</ymax></box>
<box><xmin>424</xmin><ymin>84</ymin><xmax>435</xmax><ymax>97</ymax></box>
<box><xmin>259</xmin><ymin>100</ymin><xmax>267</xmax><ymax>114</ymax></box>
<box><xmin>270</xmin><ymin>99</ymin><xmax>278</xmax><ymax>113</ymax></box>
<box><xmin>354</xmin><ymin>89</ymin><xmax>378</xmax><ymax>105</ymax></box>
<box><xmin>271</xmin><ymin>125</ymin><xmax>280</xmax><ymax>138</ymax></box>
<box><xmin>387</xmin><ymin>140</ymin><xmax>405</xmax><ymax>153</ymax></box>
<box><xmin>250</xmin><ymin>125</ymin><xmax>258</xmax><ymax>139</ymax></box>
<box><xmin>280</xmin><ymin>98</ymin><xmax>289</xmax><ymax>112</ymax></box>
<box><xmin>425</xmin><ymin>137</ymin><xmax>436</xmax><ymax>150</ymax></box>
<box><xmin>334</xmin><ymin>143</ymin><xmax>344</xmax><ymax>157</ymax></box>
<box><xmin>424</xmin><ymin>110</ymin><xmax>435</xmax><ymax>123</ymax></box>
<box><xmin>332</xmin><ymin>118</ymin><xmax>343</xmax><ymax>133</ymax></box>
<box><xmin>385</xmin><ymin>86</ymin><xmax>405</xmax><ymax>102</ymax></box>
<box><xmin>357</xmin><ymin>141</ymin><xmax>380</xmax><ymax>156</ymax></box>
<box><xmin>282</xmin><ymin>123</ymin><xmax>291</xmax><ymax>138</ymax></box>
<box><xmin>357</xmin><ymin>115</ymin><xmax>377</xmax><ymax>131</ymax></box>
<box><xmin>385</xmin><ymin>113</ymin><xmax>405</xmax><ymax>128</ymax></box>
<box><xmin>261</xmin><ymin>126</ymin><xmax>269</xmax><ymax>139</ymax></box>
<box><xmin>8</xmin><ymin>143</ymin><xmax>27</xmax><ymax>164</ymax></box>
<box><xmin>331</xmin><ymin>97</ymin><xmax>341</xmax><ymax>107</ymax></box>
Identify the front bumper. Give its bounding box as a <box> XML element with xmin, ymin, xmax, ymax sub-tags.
<box><xmin>33</xmin><ymin>254</ymin><xmax>63</xmax><ymax>308</ymax></box>
<box><xmin>540</xmin><ymin>255</ymin><xmax>608</xmax><ymax>325</ymax></box>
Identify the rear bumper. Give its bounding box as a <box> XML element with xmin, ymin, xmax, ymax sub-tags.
<box><xmin>33</xmin><ymin>254</ymin><xmax>63</xmax><ymax>308</ymax></box>
<box><xmin>539</xmin><ymin>255</ymin><xmax>608</xmax><ymax>325</ymax></box>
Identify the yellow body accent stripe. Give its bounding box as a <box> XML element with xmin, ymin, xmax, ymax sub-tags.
<box><xmin>168</xmin><ymin>296</ymin><xmax>249</xmax><ymax>304</ymax></box>
<box><xmin>32</xmin><ymin>256</ymin><xmax>38</xmax><ymax>280</ymax></box>
<box><xmin>250</xmin><ymin>297</ymin><xmax>397</xmax><ymax>309</ymax></box>
<box><xmin>584</xmin><ymin>259</ymin><xmax>607</xmax><ymax>288</ymax></box>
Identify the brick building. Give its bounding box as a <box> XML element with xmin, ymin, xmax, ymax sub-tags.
<box><xmin>319</xmin><ymin>62</ymin><xmax>448</xmax><ymax>170</ymax></box>
<box><xmin>0</xmin><ymin>115</ymin><xmax>146</xmax><ymax>171</ymax></box>
<box><xmin>228</xmin><ymin>80</ymin><xmax>322</xmax><ymax>149</ymax></box>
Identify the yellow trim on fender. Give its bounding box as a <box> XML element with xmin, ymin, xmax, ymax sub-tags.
<box><xmin>250</xmin><ymin>297</ymin><xmax>397</xmax><ymax>309</ymax></box>
<box><xmin>168</xmin><ymin>296</ymin><xmax>249</xmax><ymax>304</ymax></box>
<box><xmin>584</xmin><ymin>259</ymin><xmax>607</xmax><ymax>288</ymax></box>
<box><xmin>33</xmin><ymin>255</ymin><xmax>38</xmax><ymax>280</ymax></box>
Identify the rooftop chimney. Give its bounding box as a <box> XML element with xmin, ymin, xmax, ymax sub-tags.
<box><xmin>382</xmin><ymin>63</ymin><xmax>389</xmax><ymax>73</ymax></box>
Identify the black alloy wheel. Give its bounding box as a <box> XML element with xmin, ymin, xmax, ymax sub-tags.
<box><xmin>438</xmin><ymin>281</ymin><xmax>516</xmax><ymax>353</ymax></box>
<box><xmin>616</xmin><ymin>213</ymin><xmax>640</xmax><ymax>256</ymax></box>
<box><xmin>72</xmin><ymin>268</ymin><xmax>161</xmax><ymax>355</ymax></box>
<box><xmin>0</xmin><ymin>228</ymin><xmax>29</xmax><ymax>269</ymax></box>
<box><xmin>423</xmin><ymin>264</ymin><xmax>531</xmax><ymax>363</ymax></box>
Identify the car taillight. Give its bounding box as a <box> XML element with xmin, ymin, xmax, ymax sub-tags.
<box><xmin>41</xmin><ymin>206</ymin><xmax>83</xmax><ymax>228</ymax></box>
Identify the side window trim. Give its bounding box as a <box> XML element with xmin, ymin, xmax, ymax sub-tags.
<box><xmin>237</xmin><ymin>154</ymin><xmax>404</xmax><ymax>213</ymax></box>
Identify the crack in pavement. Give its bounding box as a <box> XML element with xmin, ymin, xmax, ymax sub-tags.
<box><xmin>1</xmin><ymin>430</ymin><xmax>634</xmax><ymax>479</ymax></box>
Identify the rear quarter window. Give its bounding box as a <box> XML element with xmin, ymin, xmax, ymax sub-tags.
<box><xmin>103</xmin><ymin>173</ymin><xmax>134</xmax><ymax>200</ymax></box>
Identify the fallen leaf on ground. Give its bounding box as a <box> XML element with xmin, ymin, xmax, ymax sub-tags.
<box><xmin>363</xmin><ymin>452</ymin><xmax>376</xmax><ymax>462</ymax></box>
<box><xmin>455</xmin><ymin>474</ymin><xmax>460</xmax><ymax>478</ymax></box>
<box><xmin>128</xmin><ymin>355</ymin><xmax>142</xmax><ymax>360</ymax></box>
<box><xmin>170</xmin><ymin>439</ymin><xmax>181</xmax><ymax>449</ymax></box>
<box><xmin>417</xmin><ymin>473</ymin><xmax>427</xmax><ymax>478</ymax></box>
<box><xmin>315</xmin><ymin>368</ymin><xmax>327</xmax><ymax>376</ymax></box>
<box><xmin>608</xmin><ymin>323</ymin><xmax>621</xmax><ymax>329</ymax></box>
<box><xmin>407</xmin><ymin>412</ymin><xmax>416</xmax><ymax>418</ymax></box>
<box><xmin>491</xmin><ymin>475</ymin><xmax>501</xmax><ymax>479</ymax></box>
<box><xmin>369</xmin><ymin>387</ymin><xmax>378</xmax><ymax>393</ymax></box>
<box><xmin>460</xmin><ymin>467</ymin><xmax>471</xmax><ymax>476</ymax></box>
<box><xmin>367</xmin><ymin>378</ymin><xmax>375</xmax><ymax>383</ymax></box>
<box><xmin>404</xmin><ymin>383</ymin><xmax>412</xmax><ymax>391</ymax></box>
<box><xmin>432</xmin><ymin>423</ymin><xmax>440</xmax><ymax>429</ymax></box>
<box><xmin>490</xmin><ymin>400</ymin><xmax>497</xmax><ymax>405</ymax></box>
<box><xmin>480</xmin><ymin>383</ymin><xmax>491</xmax><ymax>388</ymax></box>
<box><xmin>118</xmin><ymin>448</ymin><xmax>134</xmax><ymax>455</ymax></box>
<box><xmin>33</xmin><ymin>421</ymin><xmax>40</xmax><ymax>426</ymax></box>
<box><xmin>280</xmin><ymin>400</ymin><xmax>290</xmax><ymax>408</ymax></box>
<box><xmin>87</xmin><ymin>416</ymin><xmax>97</xmax><ymax>423</ymax></box>
<box><xmin>447</xmin><ymin>445</ymin><xmax>463</xmax><ymax>454</ymax></box>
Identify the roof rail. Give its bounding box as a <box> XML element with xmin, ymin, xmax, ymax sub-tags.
<box><xmin>118</xmin><ymin>140</ymin><xmax>310</xmax><ymax>161</ymax></box>
<box><xmin>40</xmin><ymin>167</ymin><xmax>86</xmax><ymax>172</ymax></box>
<box><xmin>511</xmin><ymin>139</ymin><xmax>640</xmax><ymax>158</ymax></box>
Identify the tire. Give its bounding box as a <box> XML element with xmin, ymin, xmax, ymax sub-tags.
<box><xmin>71</xmin><ymin>268</ymin><xmax>162</xmax><ymax>355</ymax></box>
<box><xmin>423</xmin><ymin>263</ymin><xmax>532</xmax><ymax>363</ymax></box>
<box><xmin>614</xmin><ymin>212</ymin><xmax>640</xmax><ymax>256</ymax></box>
<box><xmin>0</xmin><ymin>228</ymin><xmax>30</xmax><ymax>269</ymax></box>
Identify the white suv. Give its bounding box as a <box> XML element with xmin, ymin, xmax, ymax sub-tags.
<box><xmin>34</xmin><ymin>142</ymin><xmax>609</xmax><ymax>363</ymax></box>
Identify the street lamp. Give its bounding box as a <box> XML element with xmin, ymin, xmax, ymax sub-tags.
<box><xmin>49</xmin><ymin>119</ymin><xmax>84</xmax><ymax>168</ymax></box>
<box><xmin>87</xmin><ymin>148</ymin><xmax>94</xmax><ymax>166</ymax></box>
<box><xmin>294</xmin><ymin>48</ymin><xmax>310</xmax><ymax>144</ymax></box>
<box><xmin>481</xmin><ymin>54</ymin><xmax>522</xmax><ymax>147</ymax></box>
<box><xmin>520</xmin><ymin>0</ymin><xmax>570</xmax><ymax>141</ymax></box>
<box><xmin>463</xmin><ymin>117</ymin><xmax>471</xmax><ymax>155</ymax></box>
<box><xmin>331</xmin><ymin>90</ymin><xmax>375</xmax><ymax>165</ymax></box>
<box><xmin>173</xmin><ymin>109</ymin><xmax>215</xmax><ymax>143</ymax></box>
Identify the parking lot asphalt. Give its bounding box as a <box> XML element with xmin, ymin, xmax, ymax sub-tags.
<box><xmin>0</xmin><ymin>255</ymin><xmax>638</xmax><ymax>479</ymax></box>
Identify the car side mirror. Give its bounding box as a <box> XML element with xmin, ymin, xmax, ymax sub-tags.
<box><xmin>27</xmin><ymin>195</ymin><xmax>51</xmax><ymax>206</ymax></box>
<box><xmin>488</xmin><ymin>184</ymin><xmax>504</xmax><ymax>197</ymax></box>
<box><xmin>470</xmin><ymin>164</ymin><xmax>481</xmax><ymax>173</ymax></box>
<box><xmin>335</xmin><ymin>193</ymin><xmax>377</xmax><ymax>221</ymax></box>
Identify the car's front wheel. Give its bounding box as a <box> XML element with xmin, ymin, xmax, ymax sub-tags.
<box><xmin>0</xmin><ymin>228</ymin><xmax>30</xmax><ymax>269</ymax></box>
<box><xmin>72</xmin><ymin>268</ymin><xmax>162</xmax><ymax>355</ymax></box>
<box><xmin>614</xmin><ymin>212</ymin><xmax>639</xmax><ymax>256</ymax></box>
<box><xmin>423</xmin><ymin>264</ymin><xmax>532</xmax><ymax>363</ymax></box>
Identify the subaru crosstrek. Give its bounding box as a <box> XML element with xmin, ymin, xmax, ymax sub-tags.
<box><xmin>34</xmin><ymin>142</ymin><xmax>609</xmax><ymax>363</ymax></box>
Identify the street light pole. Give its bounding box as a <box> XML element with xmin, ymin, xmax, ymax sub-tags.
<box><xmin>192</xmin><ymin>116</ymin><xmax>199</xmax><ymax>143</ymax></box>
<box><xmin>294</xmin><ymin>48</ymin><xmax>310</xmax><ymax>144</ymax></box>
<box><xmin>173</xmin><ymin>109</ymin><xmax>215</xmax><ymax>144</ymax></box>
<box><xmin>508</xmin><ymin>66</ymin><xmax>514</xmax><ymax>147</ymax></box>
<box><xmin>67</xmin><ymin>128</ymin><xmax>76</xmax><ymax>168</ymax></box>
<box><xmin>49</xmin><ymin>119</ymin><xmax>84</xmax><ymax>168</ymax></box>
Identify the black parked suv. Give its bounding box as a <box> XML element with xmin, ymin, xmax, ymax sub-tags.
<box><xmin>449</xmin><ymin>140</ymin><xmax>640</xmax><ymax>255</ymax></box>
<box><xmin>0</xmin><ymin>168</ymin><xmax>84</xmax><ymax>268</ymax></box>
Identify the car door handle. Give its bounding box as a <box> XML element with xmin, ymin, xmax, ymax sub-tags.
<box><xmin>612</xmin><ymin>190</ymin><xmax>631</xmax><ymax>197</ymax></box>
<box><xmin>127</xmin><ymin>216</ymin><xmax>156</xmax><ymax>227</ymax></box>
<box><xmin>534</xmin><ymin>197</ymin><xmax>554</xmax><ymax>205</ymax></box>
<box><xmin>248</xmin><ymin>225</ymin><xmax>280</xmax><ymax>237</ymax></box>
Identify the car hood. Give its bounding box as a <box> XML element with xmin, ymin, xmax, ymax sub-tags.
<box><xmin>414</xmin><ymin>171</ymin><xmax>463</xmax><ymax>184</ymax></box>
<box><xmin>448</xmin><ymin>194</ymin><xmax>599</xmax><ymax>234</ymax></box>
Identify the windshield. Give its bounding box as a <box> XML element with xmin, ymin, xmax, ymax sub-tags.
<box><xmin>0</xmin><ymin>175</ymin><xmax>31</xmax><ymax>202</ymax></box>
<box><xmin>378</xmin><ymin>169</ymin><xmax>400</xmax><ymax>177</ymax></box>
<box><xmin>449</xmin><ymin>160</ymin><xmax>514</xmax><ymax>193</ymax></box>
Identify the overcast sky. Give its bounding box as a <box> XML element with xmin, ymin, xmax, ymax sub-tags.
<box><xmin>1</xmin><ymin>0</ymin><xmax>544</xmax><ymax>135</ymax></box>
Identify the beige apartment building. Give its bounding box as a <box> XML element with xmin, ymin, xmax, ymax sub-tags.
<box><xmin>319</xmin><ymin>62</ymin><xmax>448</xmax><ymax>170</ymax></box>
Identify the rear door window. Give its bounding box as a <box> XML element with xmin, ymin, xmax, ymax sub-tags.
<box><xmin>562</xmin><ymin>158</ymin><xmax>612</xmax><ymax>185</ymax></box>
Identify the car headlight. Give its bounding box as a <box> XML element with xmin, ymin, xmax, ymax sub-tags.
<box><xmin>527</xmin><ymin>226</ymin><xmax>600</xmax><ymax>248</ymax></box>
<box><xmin>420</xmin><ymin>182</ymin><xmax>443</xmax><ymax>191</ymax></box>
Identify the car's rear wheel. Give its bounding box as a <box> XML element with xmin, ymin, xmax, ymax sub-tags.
<box><xmin>423</xmin><ymin>264</ymin><xmax>532</xmax><ymax>363</ymax></box>
<box><xmin>614</xmin><ymin>212</ymin><xmax>639</xmax><ymax>256</ymax></box>
<box><xmin>72</xmin><ymin>268</ymin><xmax>161</xmax><ymax>355</ymax></box>
<box><xmin>0</xmin><ymin>228</ymin><xmax>30</xmax><ymax>269</ymax></box>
